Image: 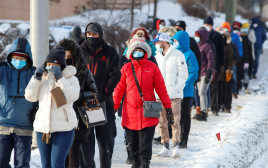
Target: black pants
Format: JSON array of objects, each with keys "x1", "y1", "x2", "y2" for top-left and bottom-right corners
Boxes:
[
  {"x1": 180, "y1": 97, "x2": 193, "y2": 144},
  {"x1": 218, "y1": 81, "x2": 232, "y2": 110},
  {"x1": 125, "y1": 126, "x2": 155, "y2": 163},
  {"x1": 80, "y1": 108, "x2": 117, "y2": 168},
  {"x1": 67, "y1": 140, "x2": 82, "y2": 168},
  {"x1": 210, "y1": 74, "x2": 219, "y2": 112}
]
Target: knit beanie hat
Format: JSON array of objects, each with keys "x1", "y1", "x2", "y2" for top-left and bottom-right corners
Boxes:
[
  {"x1": 203, "y1": 16, "x2": 214, "y2": 26},
  {"x1": 242, "y1": 22, "x2": 250, "y2": 29},
  {"x1": 221, "y1": 22, "x2": 231, "y2": 32},
  {"x1": 175, "y1": 20, "x2": 186, "y2": 30},
  {"x1": 45, "y1": 46, "x2": 66, "y2": 69},
  {"x1": 232, "y1": 21, "x2": 241, "y2": 30}
]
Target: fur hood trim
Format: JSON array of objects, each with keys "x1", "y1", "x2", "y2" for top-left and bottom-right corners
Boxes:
[{"x1": 126, "y1": 40, "x2": 152, "y2": 59}]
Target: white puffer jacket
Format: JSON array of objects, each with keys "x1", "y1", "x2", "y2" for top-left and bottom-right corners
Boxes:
[
  {"x1": 25, "y1": 66, "x2": 80, "y2": 133},
  {"x1": 155, "y1": 45, "x2": 188, "y2": 99}
]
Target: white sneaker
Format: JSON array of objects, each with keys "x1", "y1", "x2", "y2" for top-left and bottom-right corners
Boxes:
[
  {"x1": 171, "y1": 146, "x2": 180, "y2": 158},
  {"x1": 156, "y1": 146, "x2": 171, "y2": 157}
]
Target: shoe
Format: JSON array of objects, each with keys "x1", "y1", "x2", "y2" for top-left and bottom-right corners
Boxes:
[
  {"x1": 196, "y1": 106, "x2": 201, "y2": 114},
  {"x1": 153, "y1": 136, "x2": 161, "y2": 145},
  {"x1": 232, "y1": 93, "x2": 238, "y2": 99},
  {"x1": 179, "y1": 140, "x2": 187, "y2": 149},
  {"x1": 141, "y1": 160, "x2": 150, "y2": 168},
  {"x1": 245, "y1": 89, "x2": 251, "y2": 94},
  {"x1": 212, "y1": 110, "x2": 219, "y2": 116},
  {"x1": 193, "y1": 111, "x2": 207, "y2": 121},
  {"x1": 225, "y1": 109, "x2": 231, "y2": 113},
  {"x1": 126, "y1": 154, "x2": 133, "y2": 164},
  {"x1": 171, "y1": 146, "x2": 180, "y2": 158},
  {"x1": 156, "y1": 146, "x2": 171, "y2": 157},
  {"x1": 253, "y1": 75, "x2": 257, "y2": 79},
  {"x1": 131, "y1": 159, "x2": 141, "y2": 168}
]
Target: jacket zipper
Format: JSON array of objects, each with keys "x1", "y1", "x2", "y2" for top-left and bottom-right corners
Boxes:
[
  {"x1": 63, "y1": 108, "x2": 68, "y2": 122},
  {"x1": 17, "y1": 70, "x2": 21, "y2": 94}
]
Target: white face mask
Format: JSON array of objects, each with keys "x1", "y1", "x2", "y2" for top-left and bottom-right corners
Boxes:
[
  {"x1": 204, "y1": 25, "x2": 211, "y2": 32},
  {"x1": 159, "y1": 24, "x2": 165, "y2": 29},
  {"x1": 253, "y1": 24, "x2": 258, "y2": 28},
  {"x1": 155, "y1": 44, "x2": 163, "y2": 53}
]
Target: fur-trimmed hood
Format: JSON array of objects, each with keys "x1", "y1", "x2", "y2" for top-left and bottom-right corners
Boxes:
[
  {"x1": 159, "y1": 27, "x2": 177, "y2": 37},
  {"x1": 131, "y1": 27, "x2": 150, "y2": 41},
  {"x1": 57, "y1": 38, "x2": 87, "y2": 84},
  {"x1": 126, "y1": 39, "x2": 152, "y2": 59},
  {"x1": 220, "y1": 30, "x2": 232, "y2": 44}
]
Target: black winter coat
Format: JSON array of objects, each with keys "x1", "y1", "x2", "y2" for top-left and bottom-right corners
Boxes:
[
  {"x1": 241, "y1": 35, "x2": 253, "y2": 64},
  {"x1": 209, "y1": 29, "x2": 225, "y2": 72},
  {"x1": 190, "y1": 37, "x2": 201, "y2": 76},
  {"x1": 82, "y1": 40, "x2": 120, "y2": 121}
]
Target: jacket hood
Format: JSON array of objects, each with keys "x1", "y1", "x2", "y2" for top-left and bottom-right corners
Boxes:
[
  {"x1": 126, "y1": 39, "x2": 151, "y2": 59},
  {"x1": 252, "y1": 17, "x2": 260, "y2": 24},
  {"x1": 57, "y1": 38, "x2": 87, "y2": 83},
  {"x1": 62, "y1": 65, "x2": 77, "y2": 79},
  {"x1": 131, "y1": 27, "x2": 150, "y2": 41},
  {"x1": 159, "y1": 27, "x2": 177, "y2": 37},
  {"x1": 196, "y1": 28, "x2": 209, "y2": 45},
  {"x1": 221, "y1": 31, "x2": 232, "y2": 44},
  {"x1": 6, "y1": 38, "x2": 33, "y2": 69},
  {"x1": 85, "y1": 22, "x2": 103, "y2": 39},
  {"x1": 171, "y1": 31, "x2": 190, "y2": 51},
  {"x1": 154, "y1": 19, "x2": 165, "y2": 30}
]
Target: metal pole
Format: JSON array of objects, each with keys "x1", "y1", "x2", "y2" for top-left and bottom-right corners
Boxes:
[
  {"x1": 130, "y1": 0, "x2": 135, "y2": 30},
  {"x1": 153, "y1": 0, "x2": 157, "y2": 21},
  {"x1": 30, "y1": 0, "x2": 49, "y2": 67}
]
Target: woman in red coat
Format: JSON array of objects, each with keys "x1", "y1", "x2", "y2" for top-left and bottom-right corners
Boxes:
[{"x1": 113, "y1": 39, "x2": 173, "y2": 168}]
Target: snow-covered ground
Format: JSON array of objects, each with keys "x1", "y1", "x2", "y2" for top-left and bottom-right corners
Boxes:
[{"x1": 5, "y1": 0, "x2": 268, "y2": 167}]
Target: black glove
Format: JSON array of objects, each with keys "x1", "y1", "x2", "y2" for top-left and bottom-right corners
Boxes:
[
  {"x1": 166, "y1": 108, "x2": 174, "y2": 125},
  {"x1": 34, "y1": 67, "x2": 45, "y2": 80},
  {"x1": 205, "y1": 69, "x2": 212, "y2": 84},
  {"x1": 50, "y1": 66, "x2": 62, "y2": 80}
]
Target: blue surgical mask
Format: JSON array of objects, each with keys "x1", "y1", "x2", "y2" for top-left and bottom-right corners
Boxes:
[
  {"x1": 241, "y1": 28, "x2": 249, "y2": 34},
  {"x1": 46, "y1": 66, "x2": 53, "y2": 71},
  {"x1": 133, "y1": 51, "x2": 144, "y2": 59},
  {"x1": 155, "y1": 44, "x2": 163, "y2": 53},
  {"x1": 159, "y1": 24, "x2": 165, "y2": 29},
  {"x1": 173, "y1": 42, "x2": 180, "y2": 49},
  {"x1": 195, "y1": 37, "x2": 201, "y2": 43},
  {"x1": 11, "y1": 59, "x2": 26, "y2": 69}
]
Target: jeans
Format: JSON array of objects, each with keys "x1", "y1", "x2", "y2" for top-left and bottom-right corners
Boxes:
[
  {"x1": 232, "y1": 65, "x2": 237, "y2": 94},
  {"x1": 0, "y1": 134, "x2": 31, "y2": 168},
  {"x1": 197, "y1": 76, "x2": 212, "y2": 112},
  {"x1": 194, "y1": 84, "x2": 210, "y2": 108},
  {"x1": 36, "y1": 130, "x2": 74, "y2": 168},
  {"x1": 252, "y1": 48, "x2": 262, "y2": 76},
  {"x1": 80, "y1": 108, "x2": 117, "y2": 168}
]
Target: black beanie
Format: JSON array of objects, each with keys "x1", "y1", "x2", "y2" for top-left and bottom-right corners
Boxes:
[
  {"x1": 203, "y1": 16, "x2": 214, "y2": 26},
  {"x1": 175, "y1": 20, "x2": 186, "y2": 30},
  {"x1": 45, "y1": 46, "x2": 66, "y2": 69}
]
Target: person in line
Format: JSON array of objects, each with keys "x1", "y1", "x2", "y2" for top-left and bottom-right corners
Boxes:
[
  {"x1": 193, "y1": 28, "x2": 215, "y2": 121},
  {"x1": 153, "y1": 33, "x2": 188, "y2": 157},
  {"x1": 250, "y1": 17, "x2": 267, "y2": 79},
  {"x1": 150, "y1": 18, "x2": 165, "y2": 39},
  {"x1": 0, "y1": 38, "x2": 36, "y2": 168},
  {"x1": 25, "y1": 47, "x2": 80, "y2": 168},
  {"x1": 203, "y1": 16, "x2": 225, "y2": 116},
  {"x1": 80, "y1": 22, "x2": 120, "y2": 168},
  {"x1": 57, "y1": 38, "x2": 98, "y2": 168},
  {"x1": 171, "y1": 31, "x2": 199, "y2": 148},
  {"x1": 113, "y1": 39, "x2": 173, "y2": 168}
]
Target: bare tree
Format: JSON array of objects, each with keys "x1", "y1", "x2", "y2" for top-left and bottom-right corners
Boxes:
[{"x1": 225, "y1": 0, "x2": 237, "y2": 23}]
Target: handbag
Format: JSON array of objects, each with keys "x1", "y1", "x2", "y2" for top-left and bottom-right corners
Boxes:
[
  {"x1": 50, "y1": 87, "x2": 67, "y2": 108},
  {"x1": 131, "y1": 64, "x2": 163, "y2": 118},
  {"x1": 77, "y1": 93, "x2": 107, "y2": 127}
]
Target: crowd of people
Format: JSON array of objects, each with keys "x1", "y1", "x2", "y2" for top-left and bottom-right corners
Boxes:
[{"x1": 0, "y1": 15, "x2": 266, "y2": 168}]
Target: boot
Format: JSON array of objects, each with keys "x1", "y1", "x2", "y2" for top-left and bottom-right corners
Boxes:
[
  {"x1": 141, "y1": 160, "x2": 150, "y2": 168},
  {"x1": 131, "y1": 158, "x2": 141, "y2": 168},
  {"x1": 126, "y1": 149, "x2": 133, "y2": 164},
  {"x1": 193, "y1": 111, "x2": 207, "y2": 121},
  {"x1": 193, "y1": 106, "x2": 201, "y2": 119},
  {"x1": 179, "y1": 139, "x2": 187, "y2": 149},
  {"x1": 212, "y1": 110, "x2": 219, "y2": 116},
  {"x1": 225, "y1": 109, "x2": 231, "y2": 113},
  {"x1": 153, "y1": 136, "x2": 161, "y2": 145}
]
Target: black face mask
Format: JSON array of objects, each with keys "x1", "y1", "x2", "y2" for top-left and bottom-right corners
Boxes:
[
  {"x1": 86, "y1": 37, "x2": 101, "y2": 55},
  {"x1": 66, "y1": 58, "x2": 73, "y2": 65},
  {"x1": 176, "y1": 29, "x2": 181, "y2": 32}
]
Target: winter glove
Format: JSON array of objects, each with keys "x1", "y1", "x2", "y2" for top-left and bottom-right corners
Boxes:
[
  {"x1": 34, "y1": 67, "x2": 45, "y2": 81},
  {"x1": 225, "y1": 69, "x2": 233, "y2": 82},
  {"x1": 205, "y1": 69, "x2": 212, "y2": 84},
  {"x1": 50, "y1": 66, "x2": 62, "y2": 80},
  {"x1": 244, "y1": 63, "x2": 249, "y2": 69},
  {"x1": 165, "y1": 108, "x2": 174, "y2": 125}
]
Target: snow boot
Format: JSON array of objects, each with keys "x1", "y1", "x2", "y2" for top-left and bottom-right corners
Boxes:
[
  {"x1": 131, "y1": 158, "x2": 141, "y2": 168},
  {"x1": 141, "y1": 160, "x2": 150, "y2": 168},
  {"x1": 156, "y1": 143, "x2": 171, "y2": 157},
  {"x1": 225, "y1": 109, "x2": 231, "y2": 113},
  {"x1": 126, "y1": 150, "x2": 133, "y2": 164},
  {"x1": 153, "y1": 136, "x2": 161, "y2": 145},
  {"x1": 193, "y1": 111, "x2": 207, "y2": 121},
  {"x1": 171, "y1": 145, "x2": 180, "y2": 158},
  {"x1": 212, "y1": 110, "x2": 219, "y2": 116}
]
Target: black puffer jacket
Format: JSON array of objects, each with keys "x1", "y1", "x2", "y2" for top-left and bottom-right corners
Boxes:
[
  {"x1": 58, "y1": 38, "x2": 98, "y2": 142},
  {"x1": 81, "y1": 22, "x2": 120, "y2": 121},
  {"x1": 189, "y1": 37, "x2": 201, "y2": 80}
]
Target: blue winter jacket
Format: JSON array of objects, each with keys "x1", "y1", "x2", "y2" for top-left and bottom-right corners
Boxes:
[
  {"x1": 0, "y1": 38, "x2": 36, "y2": 130},
  {"x1": 251, "y1": 17, "x2": 267, "y2": 49},
  {"x1": 172, "y1": 31, "x2": 199, "y2": 97},
  {"x1": 231, "y1": 32, "x2": 243, "y2": 57}
]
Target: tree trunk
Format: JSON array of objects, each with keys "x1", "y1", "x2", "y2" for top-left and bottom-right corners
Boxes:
[
  {"x1": 153, "y1": 0, "x2": 158, "y2": 21},
  {"x1": 225, "y1": 0, "x2": 237, "y2": 23},
  {"x1": 216, "y1": 0, "x2": 219, "y2": 12},
  {"x1": 130, "y1": 0, "x2": 135, "y2": 30},
  {"x1": 259, "y1": 0, "x2": 263, "y2": 15}
]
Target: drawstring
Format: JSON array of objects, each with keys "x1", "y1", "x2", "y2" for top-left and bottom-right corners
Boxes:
[{"x1": 42, "y1": 133, "x2": 51, "y2": 144}]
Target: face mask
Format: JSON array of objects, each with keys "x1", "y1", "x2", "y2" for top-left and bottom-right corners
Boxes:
[
  {"x1": 173, "y1": 42, "x2": 180, "y2": 49},
  {"x1": 155, "y1": 44, "x2": 163, "y2": 53},
  {"x1": 240, "y1": 28, "x2": 249, "y2": 34},
  {"x1": 159, "y1": 24, "x2": 165, "y2": 29},
  {"x1": 11, "y1": 59, "x2": 26, "y2": 69},
  {"x1": 204, "y1": 26, "x2": 211, "y2": 32},
  {"x1": 224, "y1": 28, "x2": 229, "y2": 32},
  {"x1": 253, "y1": 24, "x2": 258, "y2": 28},
  {"x1": 66, "y1": 58, "x2": 73, "y2": 65},
  {"x1": 176, "y1": 29, "x2": 181, "y2": 32},
  {"x1": 195, "y1": 37, "x2": 201, "y2": 43},
  {"x1": 132, "y1": 51, "x2": 144, "y2": 60}
]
